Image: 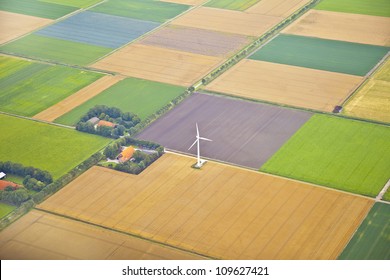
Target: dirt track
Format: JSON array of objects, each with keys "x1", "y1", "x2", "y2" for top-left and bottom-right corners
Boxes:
[
  {"x1": 206, "y1": 59, "x2": 363, "y2": 112},
  {"x1": 283, "y1": 10, "x2": 390, "y2": 46},
  {"x1": 33, "y1": 75, "x2": 125, "y2": 122},
  {"x1": 37, "y1": 154, "x2": 373, "y2": 259},
  {"x1": 0, "y1": 11, "x2": 52, "y2": 45}
]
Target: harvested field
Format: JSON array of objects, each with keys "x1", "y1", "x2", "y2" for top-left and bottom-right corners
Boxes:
[
  {"x1": 91, "y1": 0, "x2": 189, "y2": 23},
  {"x1": 250, "y1": 34, "x2": 390, "y2": 76},
  {"x1": 38, "y1": 154, "x2": 373, "y2": 260},
  {"x1": 0, "y1": 34, "x2": 112, "y2": 66},
  {"x1": 138, "y1": 93, "x2": 312, "y2": 168},
  {"x1": 247, "y1": 0, "x2": 311, "y2": 17},
  {"x1": 261, "y1": 114, "x2": 390, "y2": 197},
  {"x1": 205, "y1": 60, "x2": 363, "y2": 112},
  {"x1": 139, "y1": 25, "x2": 251, "y2": 57},
  {"x1": 34, "y1": 75, "x2": 125, "y2": 122},
  {"x1": 161, "y1": 0, "x2": 206, "y2": 5},
  {"x1": 0, "y1": 114, "x2": 110, "y2": 179},
  {"x1": 0, "y1": 56, "x2": 103, "y2": 117},
  {"x1": 170, "y1": 7, "x2": 282, "y2": 36},
  {"x1": 338, "y1": 203, "x2": 390, "y2": 260},
  {"x1": 205, "y1": 0, "x2": 260, "y2": 11},
  {"x1": 315, "y1": 0, "x2": 390, "y2": 18},
  {"x1": 0, "y1": 11, "x2": 52, "y2": 45},
  {"x1": 55, "y1": 77, "x2": 185, "y2": 125},
  {"x1": 282, "y1": 10, "x2": 390, "y2": 46},
  {"x1": 0, "y1": 0, "x2": 77, "y2": 19},
  {"x1": 0, "y1": 210, "x2": 205, "y2": 260},
  {"x1": 92, "y1": 44, "x2": 222, "y2": 86},
  {"x1": 344, "y1": 59, "x2": 390, "y2": 123},
  {"x1": 36, "y1": 11, "x2": 160, "y2": 49}
]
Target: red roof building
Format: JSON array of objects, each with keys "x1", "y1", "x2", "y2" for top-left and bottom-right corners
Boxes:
[
  {"x1": 0, "y1": 180, "x2": 20, "y2": 191},
  {"x1": 97, "y1": 120, "x2": 116, "y2": 128},
  {"x1": 117, "y1": 146, "x2": 135, "y2": 163}
]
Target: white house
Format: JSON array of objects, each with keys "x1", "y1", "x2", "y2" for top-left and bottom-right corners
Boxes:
[{"x1": 0, "y1": 172, "x2": 6, "y2": 180}]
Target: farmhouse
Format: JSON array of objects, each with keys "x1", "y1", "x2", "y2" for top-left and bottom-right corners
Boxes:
[
  {"x1": 97, "y1": 120, "x2": 116, "y2": 128},
  {"x1": 117, "y1": 146, "x2": 135, "y2": 163},
  {"x1": 0, "y1": 180, "x2": 20, "y2": 191}
]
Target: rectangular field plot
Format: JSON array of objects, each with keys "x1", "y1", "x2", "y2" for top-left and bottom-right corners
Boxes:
[
  {"x1": 38, "y1": 154, "x2": 373, "y2": 260},
  {"x1": 0, "y1": 114, "x2": 110, "y2": 179},
  {"x1": 0, "y1": 203, "x2": 15, "y2": 219},
  {"x1": 261, "y1": 114, "x2": 390, "y2": 197},
  {"x1": 92, "y1": 44, "x2": 222, "y2": 86},
  {"x1": 171, "y1": 7, "x2": 282, "y2": 36},
  {"x1": 90, "y1": 0, "x2": 189, "y2": 23},
  {"x1": 0, "y1": 0, "x2": 77, "y2": 19},
  {"x1": 0, "y1": 56, "x2": 103, "y2": 117},
  {"x1": 250, "y1": 34, "x2": 390, "y2": 76},
  {"x1": 282, "y1": 10, "x2": 390, "y2": 46},
  {"x1": 36, "y1": 11, "x2": 160, "y2": 49},
  {"x1": 338, "y1": 203, "x2": 389, "y2": 260},
  {"x1": 54, "y1": 77, "x2": 185, "y2": 126},
  {"x1": 205, "y1": 60, "x2": 363, "y2": 112},
  {"x1": 205, "y1": 0, "x2": 260, "y2": 11},
  {"x1": 315, "y1": 0, "x2": 390, "y2": 18},
  {"x1": 344, "y1": 59, "x2": 390, "y2": 123},
  {"x1": 246, "y1": 0, "x2": 311, "y2": 17},
  {"x1": 0, "y1": 210, "x2": 204, "y2": 260},
  {"x1": 0, "y1": 11, "x2": 52, "y2": 45},
  {"x1": 0, "y1": 34, "x2": 112, "y2": 66},
  {"x1": 161, "y1": 0, "x2": 206, "y2": 5},
  {"x1": 139, "y1": 25, "x2": 252, "y2": 57},
  {"x1": 138, "y1": 93, "x2": 312, "y2": 168},
  {"x1": 40, "y1": 0, "x2": 103, "y2": 8}
]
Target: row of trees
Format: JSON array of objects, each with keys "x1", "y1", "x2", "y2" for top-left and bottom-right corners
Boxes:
[
  {"x1": 76, "y1": 105, "x2": 141, "y2": 138},
  {"x1": 0, "y1": 161, "x2": 53, "y2": 184}
]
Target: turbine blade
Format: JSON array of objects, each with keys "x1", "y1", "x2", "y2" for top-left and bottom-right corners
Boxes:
[
  {"x1": 196, "y1": 123, "x2": 199, "y2": 137},
  {"x1": 199, "y1": 137, "x2": 212, "y2": 142},
  {"x1": 188, "y1": 139, "x2": 198, "y2": 150}
]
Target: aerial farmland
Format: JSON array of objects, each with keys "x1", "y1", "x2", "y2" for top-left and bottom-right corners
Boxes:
[{"x1": 0, "y1": 0, "x2": 389, "y2": 263}]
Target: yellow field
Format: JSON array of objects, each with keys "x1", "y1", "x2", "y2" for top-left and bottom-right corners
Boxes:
[
  {"x1": 91, "y1": 44, "x2": 222, "y2": 86},
  {"x1": 206, "y1": 59, "x2": 363, "y2": 112},
  {"x1": 38, "y1": 153, "x2": 373, "y2": 260},
  {"x1": 344, "y1": 59, "x2": 390, "y2": 123},
  {"x1": 170, "y1": 7, "x2": 282, "y2": 36},
  {"x1": 282, "y1": 10, "x2": 390, "y2": 46},
  {"x1": 247, "y1": 0, "x2": 310, "y2": 17},
  {"x1": 0, "y1": 11, "x2": 52, "y2": 45},
  {"x1": 0, "y1": 210, "x2": 205, "y2": 260},
  {"x1": 33, "y1": 75, "x2": 125, "y2": 122}
]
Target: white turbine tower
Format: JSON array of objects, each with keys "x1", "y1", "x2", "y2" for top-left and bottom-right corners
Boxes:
[{"x1": 188, "y1": 123, "x2": 212, "y2": 168}]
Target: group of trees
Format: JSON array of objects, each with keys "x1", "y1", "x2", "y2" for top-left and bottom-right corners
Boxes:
[
  {"x1": 76, "y1": 105, "x2": 141, "y2": 138},
  {"x1": 0, "y1": 161, "x2": 53, "y2": 184},
  {"x1": 0, "y1": 188, "x2": 30, "y2": 206}
]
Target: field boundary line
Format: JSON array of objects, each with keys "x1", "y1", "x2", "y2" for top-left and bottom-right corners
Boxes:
[
  {"x1": 34, "y1": 207, "x2": 216, "y2": 260},
  {"x1": 376, "y1": 179, "x2": 390, "y2": 202},
  {"x1": 164, "y1": 149, "x2": 376, "y2": 202}
]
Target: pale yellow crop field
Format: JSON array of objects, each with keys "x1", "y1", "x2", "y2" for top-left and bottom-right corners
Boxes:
[{"x1": 38, "y1": 153, "x2": 373, "y2": 259}]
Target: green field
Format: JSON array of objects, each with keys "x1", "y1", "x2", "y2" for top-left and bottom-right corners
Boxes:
[
  {"x1": 0, "y1": 203, "x2": 16, "y2": 219},
  {"x1": 250, "y1": 34, "x2": 390, "y2": 76},
  {"x1": 2, "y1": 174, "x2": 24, "y2": 185},
  {"x1": 0, "y1": 35, "x2": 112, "y2": 66},
  {"x1": 338, "y1": 203, "x2": 390, "y2": 259},
  {"x1": 0, "y1": 0, "x2": 77, "y2": 19},
  {"x1": 0, "y1": 114, "x2": 110, "y2": 179},
  {"x1": 205, "y1": 0, "x2": 260, "y2": 11},
  {"x1": 91, "y1": 0, "x2": 189, "y2": 23},
  {"x1": 260, "y1": 114, "x2": 390, "y2": 197},
  {"x1": 383, "y1": 189, "x2": 390, "y2": 202},
  {"x1": 41, "y1": 0, "x2": 103, "y2": 8},
  {"x1": 0, "y1": 56, "x2": 103, "y2": 117},
  {"x1": 55, "y1": 77, "x2": 185, "y2": 126},
  {"x1": 315, "y1": 0, "x2": 390, "y2": 17}
]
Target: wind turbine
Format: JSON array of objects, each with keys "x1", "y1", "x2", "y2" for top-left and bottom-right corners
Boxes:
[{"x1": 188, "y1": 123, "x2": 212, "y2": 168}]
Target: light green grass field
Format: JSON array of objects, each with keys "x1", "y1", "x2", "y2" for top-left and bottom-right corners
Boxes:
[
  {"x1": 0, "y1": 0, "x2": 77, "y2": 19},
  {"x1": 0, "y1": 56, "x2": 103, "y2": 117},
  {"x1": 55, "y1": 77, "x2": 185, "y2": 126},
  {"x1": 315, "y1": 0, "x2": 390, "y2": 17},
  {"x1": 205, "y1": 0, "x2": 260, "y2": 11},
  {"x1": 0, "y1": 35, "x2": 112, "y2": 66},
  {"x1": 250, "y1": 35, "x2": 390, "y2": 76},
  {"x1": 91, "y1": 0, "x2": 189, "y2": 23},
  {"x1": 383, "y1": 189, "x2": 390, "y2": 202},
  {"x1": 2, "y1": 174, "x2": 24, "y2": 185},
  {"x1": 0, "y1": 203, "x2": 16, "y2": 219},
  {"x1": 41, "y1": 0, "x2": 103, "y2": 8},
  {"x1": 338, "y1": 203, "x2": 390, "y2": 259},
  {"x1": 260, "y1": 114, "x2": 390, "y2": 197},
  {"x1": 0, "y1": 114, "x2": 110, "y2": 179}
]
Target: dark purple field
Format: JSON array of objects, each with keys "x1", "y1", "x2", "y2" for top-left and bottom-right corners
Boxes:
[{"x1": 137, "y1": 93, "x2": 313, "y2": 169}]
